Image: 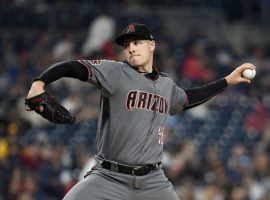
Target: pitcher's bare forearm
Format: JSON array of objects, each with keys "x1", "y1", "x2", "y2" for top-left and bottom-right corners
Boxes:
[{"x1": 27, "y1": 80, "x2": 45, "y2": 98}]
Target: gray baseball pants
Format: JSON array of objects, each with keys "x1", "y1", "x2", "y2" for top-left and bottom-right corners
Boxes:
[{"x1": 63, "y1": 166, "x2": 180, "y2": 200}]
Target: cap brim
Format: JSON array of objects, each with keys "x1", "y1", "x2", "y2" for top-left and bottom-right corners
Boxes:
[{"x1": 115, "y1": 33, "x2": 153, "y2": 46}]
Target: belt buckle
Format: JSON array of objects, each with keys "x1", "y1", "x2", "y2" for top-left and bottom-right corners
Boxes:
[{"x1": 132, "y1": 166, "x2": 140, "y2": 176}]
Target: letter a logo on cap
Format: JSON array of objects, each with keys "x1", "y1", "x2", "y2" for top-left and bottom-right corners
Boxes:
[{"x1": 127, "y1": 24, "x2": 135, "y2": 33}]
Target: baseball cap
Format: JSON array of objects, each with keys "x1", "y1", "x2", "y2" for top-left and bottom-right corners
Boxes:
[{"x1": 115, "y1": 23, "x2": 155, "y2": 46}]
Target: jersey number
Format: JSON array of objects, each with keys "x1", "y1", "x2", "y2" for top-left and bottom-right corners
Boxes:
[{"x1": 158, "y1": 126, "x2": 164, "y2": 145}]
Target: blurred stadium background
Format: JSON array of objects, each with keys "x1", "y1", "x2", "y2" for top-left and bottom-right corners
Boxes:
[{"x1": 0, "y1": 0, "x2": 270, "y2": 199}]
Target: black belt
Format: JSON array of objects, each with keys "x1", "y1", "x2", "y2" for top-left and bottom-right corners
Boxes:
[{"x1": 101, "y1": 160, "x2": 160, "y2": 176}]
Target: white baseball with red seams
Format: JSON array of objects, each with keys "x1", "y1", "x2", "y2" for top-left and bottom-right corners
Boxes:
[{"x1": 242, "y1": 69, "x2": 256, "y2": 79}]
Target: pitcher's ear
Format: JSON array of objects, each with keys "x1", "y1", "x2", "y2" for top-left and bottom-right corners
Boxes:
[{"x1": 150, "y1": 41, "x2": 155, "y2": 51}]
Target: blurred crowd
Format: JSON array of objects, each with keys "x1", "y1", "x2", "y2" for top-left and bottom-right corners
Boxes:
[{"x1": 1, "y1": 1, "x2": 270, "y2": 200}]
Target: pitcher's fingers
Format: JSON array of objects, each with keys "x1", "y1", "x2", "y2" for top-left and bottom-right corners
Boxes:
[
  {"x1": 239, "y1": 63, "x2": 256, "y2": 71},
  {"x1": 39, "y1": 106, "x2": 44, "y2": 112},
  {"x1": 240, "y1": 77, "x2": 251, "y2": 84}
]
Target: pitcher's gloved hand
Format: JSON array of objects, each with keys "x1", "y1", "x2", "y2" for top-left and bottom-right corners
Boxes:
[{"x1": 25, "y1": 92, "x2": 75, "y2": 124}]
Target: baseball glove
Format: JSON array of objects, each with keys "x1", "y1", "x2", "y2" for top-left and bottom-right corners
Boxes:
[{"x1": 25, "y1": 92, "x2": 75, "y2": 124}]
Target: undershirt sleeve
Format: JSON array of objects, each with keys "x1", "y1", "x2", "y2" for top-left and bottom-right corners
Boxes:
[
  {"x1": 35, "y1": 60, "x2": 89, "y2": 85},
  {"x1": 183, "y1": 78, "x2": 228, "y2": 110}
]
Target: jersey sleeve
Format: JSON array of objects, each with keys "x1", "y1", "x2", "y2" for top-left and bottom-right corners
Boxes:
[
  {"x1": 77, "y1": 59, "x2": 121, "y2": 96},
  {"x1": 169, "y1": 82, "x2": 187, "y2": 115}
]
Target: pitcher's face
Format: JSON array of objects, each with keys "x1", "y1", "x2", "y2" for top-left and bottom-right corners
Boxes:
[{"x1": 123, "y1": 38, "x2": 155, "y2": 68}]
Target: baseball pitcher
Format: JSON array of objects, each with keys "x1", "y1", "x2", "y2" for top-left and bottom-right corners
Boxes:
[{"x1": 26, "y1": 23, "x2": 255, "y2": 200}]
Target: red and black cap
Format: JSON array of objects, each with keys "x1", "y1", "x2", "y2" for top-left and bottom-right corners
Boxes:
[{"x1": 115, "y1": 23, "x2": 155, "y2": 46}]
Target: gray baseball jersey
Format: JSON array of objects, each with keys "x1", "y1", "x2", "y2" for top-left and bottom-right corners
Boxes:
[{"x1": 78, "y1": 59, "x2": 186, "y2": 165}]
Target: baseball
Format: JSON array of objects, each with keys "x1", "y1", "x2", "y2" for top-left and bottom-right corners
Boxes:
[{"x1": 242, "y1": 69, "x2": 256, "y2": 79}]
